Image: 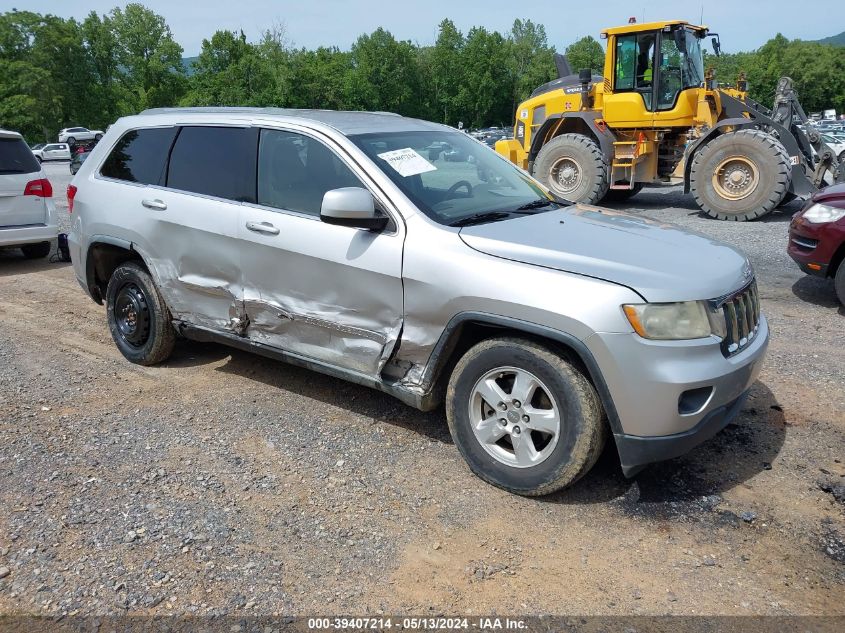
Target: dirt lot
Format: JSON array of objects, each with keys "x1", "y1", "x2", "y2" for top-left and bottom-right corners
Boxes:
[{"x1": 0, "y1": 161, "x2": 843, "y2": 619}]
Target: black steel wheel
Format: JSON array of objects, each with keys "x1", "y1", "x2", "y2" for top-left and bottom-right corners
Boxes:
[{"x1": 106, "y1": 261, "x2": 176, "y2": 365}]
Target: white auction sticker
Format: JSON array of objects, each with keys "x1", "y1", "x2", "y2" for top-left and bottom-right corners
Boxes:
[{"x1": 377, "y1": 148, "x2": 437, "y2": 177}]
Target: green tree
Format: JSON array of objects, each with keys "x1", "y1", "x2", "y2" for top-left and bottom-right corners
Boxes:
[
  {"x1": 564, "y1": 35, "x2": 605, "y2": 75},
  {"x1": 182, "y1": 30, "x2": 274, "y2": 106},
  {"x1": 345, "y1": 28, "x2": 422, "y2": 116},
  {"x1": 457, "y1": 27, "x2": 512, "y2": 127},
  {"x1": 508, "y1": 19, "x2": 555, "y2": 114},
  {"x1": 108, "y1": 3, "x2": 186, "y2": 111},
  {"x1": 430, "y1": 19, "x2": 465, "y2": 125}
]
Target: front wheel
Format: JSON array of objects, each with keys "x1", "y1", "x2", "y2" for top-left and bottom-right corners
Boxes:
[
  {"x1": 835, "y1": 263, "x2": 845, "y2": 306},
  {"x1": 690, "y1": 129, "x2": 791, "y2": 220},
  {"x1": 105, "y1": 261, "x2": 176, "y2": 365},
  {"x1": 446, "y1": 337, "x2": 606, "y2": 496}
]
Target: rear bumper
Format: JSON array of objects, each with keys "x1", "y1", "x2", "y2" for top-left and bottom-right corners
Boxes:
[
  {"x1": 0, "y1": 223, "x2": 59, "y2": 247},
  {"x1": 615, "y1": 390, "x2": 749, "y2": 476}
]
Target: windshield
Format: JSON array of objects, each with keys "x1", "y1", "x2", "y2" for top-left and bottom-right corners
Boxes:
[
  {"x1": 351, "y1": 130, "x2": 555, "y2": 225},
  {"x1": 682, "y1": 31, "x2": 705, "y2": 89}
]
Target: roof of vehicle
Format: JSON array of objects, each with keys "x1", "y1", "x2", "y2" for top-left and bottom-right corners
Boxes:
[
  {"x1": 602, "y1": 19, "x2": 706, "y2": 36},
  {"x1": 137, "y1": 107, "x2": 446, "y2": 136},
  {"x1": 0, "y1": 129, "x2": 23, "y2": 140}
]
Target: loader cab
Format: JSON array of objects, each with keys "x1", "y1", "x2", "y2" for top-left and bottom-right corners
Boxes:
[{"x1": 602, "y1": 21, "x2": 706, "y2": 128}]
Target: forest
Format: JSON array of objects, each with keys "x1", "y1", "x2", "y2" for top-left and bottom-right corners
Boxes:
[{"x1": 1, "y1": 3, "x2": 843, "y2": 142}]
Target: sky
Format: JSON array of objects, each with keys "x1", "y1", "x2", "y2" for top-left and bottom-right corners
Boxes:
[{"x1": 5, "y1": 0, "x2": 843, "y2": 56}]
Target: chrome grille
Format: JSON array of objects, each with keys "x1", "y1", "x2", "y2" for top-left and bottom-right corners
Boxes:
[{"x1": 716, "y1": 281, "x2": 760, "y2": 356}]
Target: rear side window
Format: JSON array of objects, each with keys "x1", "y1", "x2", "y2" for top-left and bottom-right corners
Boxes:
[
  {"x1": 0, "y1": 138, "x2": 41, "y2": 174},
  {"x1": 101, "y1": 128, "x2": 178, "y2": 185},
  {"x1": 167, "y1": 126, "x2": 258, "y2": 203}
]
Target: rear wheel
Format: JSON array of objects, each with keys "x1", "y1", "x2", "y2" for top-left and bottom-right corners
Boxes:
[
  {"x1": 690, "y1": 129, "x2": 791, "y2": 220},
  {"x1": 95, "y1": 133, "x2": 103, "y2": 141},
  {"x1": 602, "y1": 183, "x2": 643, "y2": 203},
  {"x1": 532, "y1": 134, "x2": 609, "y2": 204},
  {"x1": 66, "y1": 136, "x2": 76, "y2": 145},
  {"x1": 105, "y1": 262, "x2": 176, "y2": 365},
  {"x1": 21, "y1": 242, "x2": 51, "y2": 259},
  {"x1": 446, "y1": 337, "x2": 606, "y2": 496}
]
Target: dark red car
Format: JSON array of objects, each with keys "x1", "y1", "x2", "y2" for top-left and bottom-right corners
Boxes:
[{"x1": 788, "y1": 183, "x2": 845, "y2": 304}]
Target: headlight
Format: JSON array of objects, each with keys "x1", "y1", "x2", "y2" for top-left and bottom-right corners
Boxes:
[
  {"x1": 623, "y1": 301, "x2": 722, "y2": 340},
  {"x1": 802, "y1": 202, "x2": 845, "y2": 224}
]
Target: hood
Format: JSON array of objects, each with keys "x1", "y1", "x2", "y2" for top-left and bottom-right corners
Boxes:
[
  {"x1": 459, "y1": 205, "x2": 751, "y2": 303},
  {"x1": 813, "y1": 182, "x2": 845, "y2": 206}
]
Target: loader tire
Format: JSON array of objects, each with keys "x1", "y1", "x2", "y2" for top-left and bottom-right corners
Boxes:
[
  {"x1": 532, "y1": 134, "x2": 609, "y2": 204},
  {"x1": 690, "y1": 129, "x2": 791, "y2": 221}
]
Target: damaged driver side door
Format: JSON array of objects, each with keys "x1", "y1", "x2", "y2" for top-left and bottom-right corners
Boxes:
[{"x1": 237, "y1": 127, "x2": 404, "y2": 378}]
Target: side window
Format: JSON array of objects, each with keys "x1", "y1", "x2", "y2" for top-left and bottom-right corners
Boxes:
[
  {"x1": 101, "y1": 127, "x2": 178, "y2": 185},
  {"x1": 167, "y1": 126, "x2": 257, "y2": 203},
  {"x1": 614, "y1": 35, "x2": 636, "y2": 91},
  {"x1": 257, "y1": 129, "x2": 364, "y2": 216},
  {"x1": 614, "y1": 33, "x2": 655, "y2": 109}
]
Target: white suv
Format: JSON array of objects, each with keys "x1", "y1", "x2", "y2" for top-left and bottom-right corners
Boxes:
[
  {"x1": 58, "y1": 127, "x2": 103, "y2": 144},
  {"x1": 31, "y1": 142, "x2": 71, "y2": 162},
  {"x1": 0, "y1": 129, "x2": 58, "y2": 259}
]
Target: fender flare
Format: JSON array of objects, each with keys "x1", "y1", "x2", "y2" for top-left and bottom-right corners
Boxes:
[
  {"x1": 418, "y1": 311, "x2": 623, "y2": 436},
  {"x1": 529, "y1": 112, "x2": 616, "y2": 170},
  {"x1": 84, "y1": 235, "x2": 137, "y2": 304}
]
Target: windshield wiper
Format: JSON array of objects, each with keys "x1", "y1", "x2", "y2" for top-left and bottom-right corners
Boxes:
[
  {"x1": 449, "y1": 211, "x2": 512, "y2": 227},
  {"x1": 514, "y1": 198, "x2": 561, "y2": 211}
]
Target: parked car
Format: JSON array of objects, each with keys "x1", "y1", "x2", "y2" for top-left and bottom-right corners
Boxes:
[
  {"x1": 70, "y1": 150, "x2": 90, "y2": 175},
  {"x1": 0, "y1": 129, "x2": 58, "y2": 259},
  {"x1": 31, "y1": 143, "x2": 71, "y2": 162},
  {"x1": 58, "y1": 127, "x2": 104, "y2": 144},
  {"x1": 68, "y1": 108, "x2": 768, "y2": 495},
  {"x1": 30, "y1": 143, "x2": 45, "y2": 151},
  {"x1": 788, "y1": 183, "x2": 845, "y2": 304}
]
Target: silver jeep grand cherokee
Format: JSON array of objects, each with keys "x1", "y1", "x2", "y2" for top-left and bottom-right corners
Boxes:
[{"x1": 68, "y1": 108, "x2": 769, "y2": 496}]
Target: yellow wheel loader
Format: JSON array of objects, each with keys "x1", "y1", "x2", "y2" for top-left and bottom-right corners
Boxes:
[{"x1": 496, "y1": 19, "x2": 844, "y2": 220}]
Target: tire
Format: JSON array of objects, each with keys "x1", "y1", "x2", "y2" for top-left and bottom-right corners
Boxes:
[
  {"x1": 66, "y1": 136, "x2": 75, "y2": 144},
  {"x1": 532, "y1": 134, "x2": 609, "y2": 204},
  {"x1": 36, "y1": 156, "x2": 42, "y2": 163},
  {"x1": 838, "y1": 151, "x2": 845, "y2": 166},
  {"x1": 105, "y1": 261, "x2": 176, "y2": 365},
  {"x1": 602, "y1": 183, "x2": 643, "y2": 203},
  {"x1": 690, "y1": 129, "x2": 791, "y2": 221},
  {"x1": 446, "y1": 337, "x2": 606, "y2": 496},
  {"x1": 95, "y1": 133, "x2": 103, "y2": 140},
  {"x1": 20, "y1": 241, "x2": 51, "y2": 259},
  {"x1": 835, "y1": 263, "x2": 845, "y2": 306}
]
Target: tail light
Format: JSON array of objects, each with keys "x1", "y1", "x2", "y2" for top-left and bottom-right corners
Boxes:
[
  {"x1": 23, "y1": 178, "x2": 53, "y2": 197},
  {"x1": 67, "y1": 184, "x2": 78, "y2": 213}
]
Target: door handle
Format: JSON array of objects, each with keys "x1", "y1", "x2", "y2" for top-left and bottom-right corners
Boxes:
[
  {"x1": 246, "y1": 221, "x2": 280, "y2": 235},
  {"x1": 141, "y1": 198, "x2": 167, "y2": 210}
]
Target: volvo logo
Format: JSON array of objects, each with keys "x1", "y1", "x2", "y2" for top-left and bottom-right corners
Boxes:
[{"x1": 742, "y1": 260, "x2": 753, "y2": 282}]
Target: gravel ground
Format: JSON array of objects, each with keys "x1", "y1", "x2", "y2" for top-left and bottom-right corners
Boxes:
[{"x1": 0, "y1": 162, "x2": 842, "y2": 618}]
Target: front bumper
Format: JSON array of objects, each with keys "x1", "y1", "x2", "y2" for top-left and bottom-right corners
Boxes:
[
  {"x1": 0, "y1": 223, "x2": 59, "y2": 248},
  {"x1": 584, "y1": 315, "x2": 769, "y2": 475},
  {"x1": 787, "y1": 214, "x2": 844, "y2": 277},
  {"x1": 614, "y1": 390, "x2": 749, "y2": 476}
]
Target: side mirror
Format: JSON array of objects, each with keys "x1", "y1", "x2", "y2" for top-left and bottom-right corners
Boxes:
[{"x1": 320, "y1": 187, "x2": 388, "y2": 231}]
